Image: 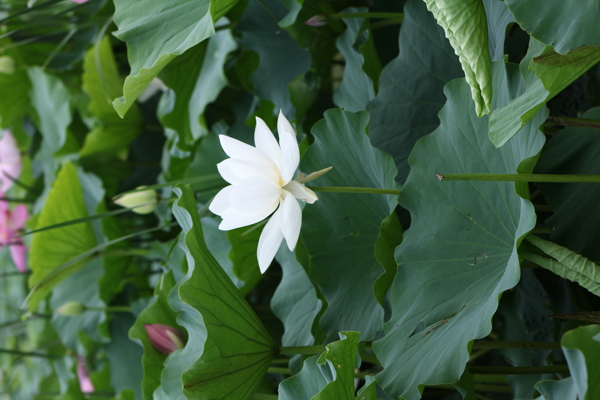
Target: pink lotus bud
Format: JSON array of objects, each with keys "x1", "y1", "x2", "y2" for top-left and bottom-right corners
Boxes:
[
  {"x1": 71, "y1": 0, "x2": 89, "y2": 3},
  {"x1": 305, "y1": 14, "x2": 330, "y2": 26},
  {"x1": 144, "y1": 324, "x2": 185, "y2": 355},
  {"x1": 77, "y1": 356, "x2": 94, "y2": 394}
]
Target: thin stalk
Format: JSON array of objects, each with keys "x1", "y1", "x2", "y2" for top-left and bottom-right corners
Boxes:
[
  {"x1": 473, "y1": 374, "x2": 508, "y2": 383},
  {"x1": 469, "y1": 365, "x2": 569, "y2": 375},
  {"x1": 308, "y1": 186, "x2": 401, "y2": 195},
  {"x1": 437, "y1": 173, "x2": 600, "y2": 183},
  {"x1": 435, "y1": 384, "x2": 511, "y2": 394},
  {"x1": 0, "y1": 197, "x2": 34, "y2": 203},
  {"x1": 472, "y1": 340, "x2": 560, "y2": 350},
  {"x1": 41, "y1": 27, "x2": 77, "y2": 69},
  {"x1": 267, "y1": 367, "x2": 290, "y2": 375},
  {"x1": 279, "y1": 344, "x2": 326, "y2": 355},
  {"x1": 100, "y1": 248, "x2": 149, "y2": 257},
  {"x1": 547, "y1": 116, "x2": 600, "y2": 129},
  {"x1": 0, "y1": 348, "x2": 61, "y2": 359},
  {"x1": 371, "y1": 18, "x2": 404, "y2": 29},
  {"x1": 331, "y1": 12, "x2": 404, "y2": 20},
  {"x1": 86, "y1": 306, "x2": 131, "y2": 313},
  {"x1": 0, "y1": 270, "x2": 30, "y2": 277}
]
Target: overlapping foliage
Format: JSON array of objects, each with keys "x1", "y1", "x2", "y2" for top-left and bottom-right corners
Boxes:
[{"x1": 1, "y1": 0, "x2": 600, "y2": 399}]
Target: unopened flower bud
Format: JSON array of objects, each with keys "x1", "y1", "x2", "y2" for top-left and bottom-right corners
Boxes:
[
  {"x1": 0, "y1": 56, "x2": 15, "y2": 74},
  {"x1": 77, "y1": 356, "x2": 94, "y2": 393},
  {"x1": 55, "y1": 301, "x2": 86, "y2": 316},
  {"x1": 113, "y1": 187, "x2": 157, "y2": 215},
  {"x1": 144, "y1": 324, "x2": 185, "y2": 355},
  {"x1": 305, "y1": 14, "x2": 330, "y2": 26}
]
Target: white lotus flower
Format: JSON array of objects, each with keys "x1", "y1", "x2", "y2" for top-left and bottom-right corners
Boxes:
[{"x1": 209, "y1": 111, "x2": 318, "y2": 273}]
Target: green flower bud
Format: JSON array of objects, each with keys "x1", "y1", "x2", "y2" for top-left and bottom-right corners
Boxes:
[
  {"x1": 55, "y1": 301, "x2": 86, "y2": 316},
  {"x1": 0, "y1": 56, "x2": 15, "y2": 74},
  {"x1": 113, "y1": 187, "x2": 157, "y2": 215}
]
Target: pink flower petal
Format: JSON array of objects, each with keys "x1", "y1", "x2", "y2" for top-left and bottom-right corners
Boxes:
[
  {"x1": 10, "y1": 244, "x2": 27, "y2": 273},
  {"x1": 77, "y1": 357, "x2": 95, "y2": 394},
  {"x1": 9, "y1": 204, "x2": 28, "y2": 231}
]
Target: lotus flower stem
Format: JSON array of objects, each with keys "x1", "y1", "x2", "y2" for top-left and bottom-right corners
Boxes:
[
  {"x1": 331, "y1": 12, "x2": 405, "y2": 20},
  {"x1": 472, "y1": 340, "x2": 560, "y2": 350},
  {"x1": 437, "y1": 173, "x2": 600, "y2": 183},
  {"x1": 0, "y1": 348, "x2": 61, "y2": 359},
  {"x1": 278, "y1": 344, "x2": 326, "y2": 355},
  {"x1": 307, "y1": 186, "x2": 400, "y2": 195},
  {"x1": 469, "y1": 365, "x2": 569, "y2": 375},
  {"x1": 547, "y1": 115, "x2": 600, "y2": 129},
  {"x1": 86, "y1": 306, "x2": 132, "y2": 313}
]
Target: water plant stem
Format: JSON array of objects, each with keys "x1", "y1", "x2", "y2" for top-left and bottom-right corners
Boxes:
[
  {"x1": 472, "y1": 340, "x2": 560, "y2": 350},
  {"x1": 332, "y1": 12, "x2": 405, "y2": 20},
  {"x1": 469, "y1": 365, "x2": 569, "y2": 375},
  {"x1": 437, "y1": 173, "x2": 600, "y2": 183},
  {"x1": 308, "y1": 186, "x2": 401, "y2": 195},
  {"x1": 86, "y1": 306, "x2": 131, "y2": 313},
  {"x1": 547, "y1": 116, "x2": 600, "y2": 129},
  {"x1": 0, "y1": 348, "x2": 61, "y2": 359}
]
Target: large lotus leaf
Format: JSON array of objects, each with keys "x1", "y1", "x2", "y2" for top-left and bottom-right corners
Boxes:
[
  {"x1": 271, "y1": 245, "x2": 322, "y2": 347},
  {"x1": 172, "y1": 185, "x2": 276, "y2": 400},
  {"x1": 80, "y1": 36, "x2": 143, "y2": 156},
  {"x1": 129, "y1": 272, "x2": 181, "y2": 400},
  {"x1": 238, "y1": 0, "x2": 311, "y2": 116},
  {"x1": 111, "y1": 0, "x2": 230, "y2": 117},
  {"x1": 0, "y1": 70, "x2": 30, "y2": 129},
  {"x1": 504, "y1": 0, "x2": 600, "y2": 54},
  {"x1": 534, "y1": 107, "x2": 600, "y2": 260},
  {"x1": 423, "y1": 0, "x2": 492, "y2": 116},
  {"x1": 299, "y1": 109, "x2": 399, "y2": 341},
  {"x1": 159, "y1": 27, "x2": 237, "y2": 149},
  {"x1": 489, "y1": 40, "x2": 600, "y2": 148},
  {"x1": 521, "y1": 235, "x2": 600, "y2": 297},
  {"x1": 367, "y1": 0, "x2": 463, "y2": 182},
  {"x1": 278, "y1": 331, "x2": 360, "y2": 400},
  {"x1": 226, "y1": 225, "x2": 262, "y2": 295},
  {"x1": 561, "y1": 325, "x2": 600, "y2": 399},
  {"x1": 28, "y1": 67, "x2": 70, "y2": 153},
  {"x1": 333, "y1": 9, "x2": 380, "y2": 112},
  {"x1": 373, "y1": 64, "x2": 547, "y2": 399},
  {"x1": 28, "y1": 162, "x2": 97, "y2": 312}
]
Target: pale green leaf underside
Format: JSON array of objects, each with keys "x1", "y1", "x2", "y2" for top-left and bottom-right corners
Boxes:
[
  {"x1": 423, "y1": 0, "x2": 492, "y2": 117},
  {"x1": 522, "y1": 235, "x2": 600, "y2": 297},
  {"x1": 172, "y1": 185, "x2": 275, "y2": 400}
]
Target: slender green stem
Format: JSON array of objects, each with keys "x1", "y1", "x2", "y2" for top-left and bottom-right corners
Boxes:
[
  {"x1": 534, "y1": 204, "x2": 553, "y2": 212},
  {"x1": 0, "y1": 270, "x2": 30, "y2": 277},
  {"x1": 434, "y1": 383, "x2": 511, "y2": 394},
  {"x1": 371, "y1": 18, "x2": 404, "y2": 30},
  {"x1": 279, "y1": 344, "x2": 326, "y2": 355},
  {"x1": 472, "y1": 340, "x2": 560, "y2": 350},
  {"x1": 308, "y1": 186, "x2": 401, "y2": 195},
  {"x1": 469, "y1": 365, "x2": 569, "y2": 375},
  {"x1": 267, "y1": 367, "x2": 290, "y2": 375},
  {"x1": 473, "y1": 374, "x2": 508, "y2": 383},
  {"x1": 437, "y1": 173, "x2": 600, "y2": 183},
  {"x1": 331, "y1": 12, "x2": 405, "y2": 20},
  {"x1": 100, "y1": 248, "x2": 149, "y2": 257},
  {"x1": 0, "y1": 197, "x2": 34, "y2": 203},
  {"x1": 86, "y1": 306, "x2": 131, "y2": 313},
  {"x1": 547, "y1": 116, "x2": 600, "y2": 129},
  {"x1": 0, "y1": 348, "x2": 61, "y2": 359}
]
